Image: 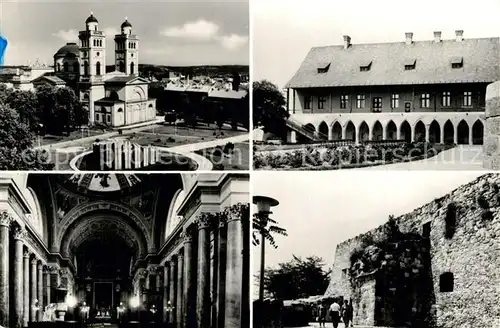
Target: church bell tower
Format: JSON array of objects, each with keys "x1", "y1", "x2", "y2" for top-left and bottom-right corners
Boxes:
[
  {"x1": 114, "y1": 18, "x2": 139, "y2": 77},
  {"x1": 78, "y1": 12, "x2": 106, "y2": 80}
]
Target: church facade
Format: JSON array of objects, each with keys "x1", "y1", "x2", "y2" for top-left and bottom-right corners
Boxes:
[
  {"x1": 0, "y1": 173, "x2": 250, "y2": 328},
  {"x1": 50, "y1": 13, "x2": 156, "y2": 127},
  {"x1": 285, "y1": 31, "x2": 494, "y2": 145}
]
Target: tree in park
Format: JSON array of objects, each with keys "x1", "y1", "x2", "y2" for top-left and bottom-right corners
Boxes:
[
  {"x1": 253, "y1": 80, "x2": 290, "y2": 138},
  {"x1": 35, "y1": 85, "x2": 87, "y2": 135},
  {"x1": 259, "y1": 255, "x2": 331, "y2": 300},
  {"x1": 6, "y1": 89, "x2": 40, "y2": 130},
  {"x1": 0, "y1": 102, "x2": 53, "y2": 170}
]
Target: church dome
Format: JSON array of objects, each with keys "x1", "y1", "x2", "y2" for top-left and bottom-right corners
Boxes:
[
  {"x1": 54, "y1": 43, "x2": 80, "y2": 58},
  {"x1": 121, "y1": 19, "x2": 132, "y2": 29},
  {"x1": 86, "y1": 13, "x2": 98, "y2": 24}
]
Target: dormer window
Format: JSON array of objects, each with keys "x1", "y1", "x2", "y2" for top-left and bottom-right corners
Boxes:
[
  {"x1": 317, "y1": 63, "x2": 330, "y2": 74},
  {"x1": 404, "y1": 59, "x2": 416, "y2": 70},
  {"x1": 360, "y1": 61, "x2": 372, "y2": 72},
  {"x1": 451, "y1": 57, "x2": 463, "y2": 69}
]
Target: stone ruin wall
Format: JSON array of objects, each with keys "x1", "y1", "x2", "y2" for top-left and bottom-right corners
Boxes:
[{"x1": 325, "y1": 173, "x2": 500, "y2": 328}]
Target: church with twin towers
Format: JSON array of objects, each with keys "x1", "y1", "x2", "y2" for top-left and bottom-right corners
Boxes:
[{"x1": 50, "y1": 12, "x2": 156, "y2": 127}]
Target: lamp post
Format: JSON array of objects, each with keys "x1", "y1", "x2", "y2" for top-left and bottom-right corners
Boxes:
[
  {"x1": 253, "y1": 195, "x2": 279, "y2": 302},
  {"x1": 165, "y1": 300, "x2": 174, "y2": 328}
]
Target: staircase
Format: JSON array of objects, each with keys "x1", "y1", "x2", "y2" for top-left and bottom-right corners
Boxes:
[{"x1": 286, "y1": 117, "x2": 328, "y2": 142}]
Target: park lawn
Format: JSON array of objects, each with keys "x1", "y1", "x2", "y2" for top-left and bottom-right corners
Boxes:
[
  {"x1": 195, "y1": 142, "x2": 250, "y2": 170},
  {"x1": 38, "y1": 128, "x2": 112, "y2": 146}
]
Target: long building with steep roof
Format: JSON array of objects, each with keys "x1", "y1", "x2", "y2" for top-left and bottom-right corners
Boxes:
[{"x1": 284, "y1": 31, "x2": 497, "y2": 145}]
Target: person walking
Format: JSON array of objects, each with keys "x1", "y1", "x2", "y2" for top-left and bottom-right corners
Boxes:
[
  {"x1": 341, "y1": 300, "x2": 352, "y2": 328},
  {"x1": 329, "y1": 300, "x2": 341, "y2": 328},
  {"x1": 317, "y1": 302, "x2": 326, "y2": 327}
]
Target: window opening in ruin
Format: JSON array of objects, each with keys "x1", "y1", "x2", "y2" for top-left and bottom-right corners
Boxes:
[
  {"x1": 439, "y1": 272, "x2": 454, "y2": 292},
  {"x1": 422, "y1": 222, "x2": 431, "y2": 238},
  {"x1": 444, "y1": 203, "x2": 457, "y2": 239}
]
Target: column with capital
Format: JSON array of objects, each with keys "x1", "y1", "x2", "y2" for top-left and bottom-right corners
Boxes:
[
  {"x1": 183, "y1": 229, "x2": 194, "y2": 328},
  {"x1": 44, "y1": 266, "x2": 50, "y2": 309},
  {"x1": 30, "y1": 258, "x2": 37, "y2": 322},
  {"x1": 176, "y1": 251, "x2": 184, "y2": 328},
  {"x1": 162, "y1": 264, "x2": 169, "y2": 323},
  {"x1": 168, "y1": 257, "x2": 177, "y2": 327},
  {"x1": 217, "y1": 217, "x2": 228, "y2": 328},
  {"x1": 196, "y1": 214, "x2": 211, "y2": 328},
  {"x1": 13, "y1": 226, "x2": 25, "y2": 328},
  {"x1": 0, "y1": 213, "x2": 11, "y2": 327},
  {"x1": 23, "y1": 250, "x2": 29, "y2": 327},
  {"x1": 37, "y1": 262, "x2": 43, "y2": 321},
  {"x1": 224, "y1": 206, "x2": 244, "y2": 328}
]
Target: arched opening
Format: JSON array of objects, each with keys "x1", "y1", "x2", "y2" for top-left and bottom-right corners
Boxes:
[
  {"x1": 318, "y1": 121, "x2": 328, "y2": 140},
  {"x1": 386, "y1": 121, "x2": 397, "y2": 140},
  {"x1": 414, "y1": 121, "x2": 426, "y2": 142},
  {"x1": 472, "y1": 120, "x2": 484, "y2": 145},
  {"x1": 297, "y1": 123, "x2": 316, "y2": 143},
  {"x1": 83, "y1": 61, "x2": 89, "y2": 76},
  {"x1": 372, "y1": 121, "x2": 383, "y2": 141},
  {"x1": 358, "y1": 122, "x2": 369, "y2": 143},
  {"x1": 130, "y1": 62, "x2": 135, "y2": 75},
  {"x1": 96, "y1": 61, "x2": 101, "y2": 76},
  {"x1": 73, "y1": 62, "x2": 79, "y2": 73},
  {"x1": 400, "y1": 121, "x2": 411, "y2": 143},
  {"x1": 165, "y1": 189, "x2": 185, "y2": 240},
  {"x1": 457, "y1": 120, "x2": 469, "y2": 145},
  {"x1": 110, "y1": 91, "x2": 119, "y2": 101},
  {"x1": 443, "y1": 120, "x2": 454, "y2": 144},
  {"x1": 63, "y1": 62, "x2": 69, "y2": 72},
  {"x1": 345, "y1": 121, "x2": 356, "y2": 142},
  {"x1": 119, "y1": 61, "x2": 125, "y2": 73},
  {"x1": 331, "y1": 122, "x2": 342, "y2": 140},
  {"x1": 429, "y1": 120, "x2": 441, "y2": 144}
]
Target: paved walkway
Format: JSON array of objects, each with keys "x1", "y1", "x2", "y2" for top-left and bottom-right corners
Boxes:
[
  {"x1": 164, "y1": 134, "x2": 249, "y2": 153},
  {"x1": 359, "y1": 145, "x2": 484, "y2": 171}
]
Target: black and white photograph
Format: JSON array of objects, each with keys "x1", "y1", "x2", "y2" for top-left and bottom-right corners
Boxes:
[
  {"x1": 252, "y1": 0, "x2": 500, "y2": 171},
  {"x1": 0, "y1": 172, "x2": 250, "y2": 328},
  {"x1": 0, "y1": 1, "x2": 250, "y2": 171},
  {"x1": 252, "y1": 170, "x2": 500, "y2": 328}
]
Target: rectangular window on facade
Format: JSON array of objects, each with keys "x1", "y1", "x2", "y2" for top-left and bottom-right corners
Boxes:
[
  {"x1": 405, "y1": 102, "x2": 412, "y2": 112},
  {"x1": 391, "y1": 94, "x2": 399, "y2": 108},
  {"x1": 442, "y1": 92, "x2": 451, "y2": 107},
  {"x1": 356, "y1": 94, "x2": 365, "y2": 109},
  {"x1": 304, "y1": 95, "x2": 312, "y2": 109},
  {"x1": 107, "y1": 115, "x2": 111, "y2": 123},
  {"x1": 340, "y1": 95, "x2": 349, "y2": 109},
  {"x1": 96, "y1": 113, "x2": 100, "y2": 121},
  {"x1": 318, "y1": 96, "x2": 326, "y2": 109},
  {"x1": 372, "y1": 97, "x2": 382, "y2": 111},
  {"x1": 463, "y1": 91, "x2": 472, "y2": 107},
  {"x1": 420, "y1": 93, "x2": 431, "y2": 108}
]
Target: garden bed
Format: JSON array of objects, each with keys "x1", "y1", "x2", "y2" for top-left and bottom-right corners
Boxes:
[{"x1": 254, "y1": 143, "x2": 454, "y2": 170}]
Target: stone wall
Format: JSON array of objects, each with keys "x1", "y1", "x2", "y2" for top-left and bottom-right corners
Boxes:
[
  {"x1": 484, "y1": 82, "x2": 500, "y2": 169},
  {"x1": 326, "y1": 173, "x2": 500, "y2": 328},
  {"x1": 353, "y1": 274, "x2": 376, "y2": 326}
]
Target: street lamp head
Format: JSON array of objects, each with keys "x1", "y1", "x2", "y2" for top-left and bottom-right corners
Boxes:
[{"x1": 253, "y1": 195, "x2": 279, "y2": 214}]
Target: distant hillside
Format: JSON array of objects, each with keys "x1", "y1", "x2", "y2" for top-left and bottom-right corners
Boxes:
[{"x1": 105, "y1": 64, "x2": 249, "y2": 79}]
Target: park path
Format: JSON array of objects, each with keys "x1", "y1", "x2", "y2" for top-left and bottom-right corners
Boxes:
[
  {"x1": 358, "y1": 145, "x2": 484, "y2": 171},
  {"x1": 162, "y1": 134, "x2": 249, "y2": 153}
]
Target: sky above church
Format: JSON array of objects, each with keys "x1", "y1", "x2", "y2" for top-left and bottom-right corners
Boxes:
[
  {"x1": 0, "y1": 0, "x2": 249, "y2": 66},
  {"x1": 252, "y1": 171, "x2": 487, "y2": 288},
  {"x1": 253, "y1": 0, "x2": 500, "y2": 87}
]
